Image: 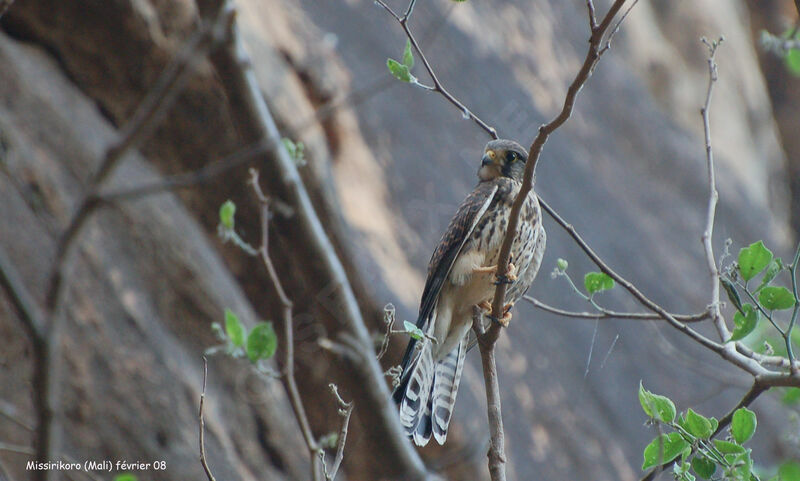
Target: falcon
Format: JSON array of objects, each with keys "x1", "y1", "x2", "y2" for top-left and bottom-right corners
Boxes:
[{"x1": 393, "y1": 139, "x2": 546, "y2": 446}]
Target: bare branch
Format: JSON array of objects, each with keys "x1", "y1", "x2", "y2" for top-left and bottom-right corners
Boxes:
[
  {"x1": 45, "y1": 7, "x2": 235, "y2": 311},
  {"x1": 374, "y1": 0, "x2": 498, "y2": 139},
  {"x1": 523, "y1": 295, "x2": 709, "y2": 322},
  {"x1": 322, "y1": 384, "x2": 354, "y2": 481},
  {"x1": 699, "y1": 36, "x2": 728, "y2": 343},
  {"x1": 489, "y1": 0, "x2": 631, "y2": 339},
  {"x1": 99, "y1": 141, "x2": 268, "y2": 203},
  {"x1": 250, "y1": 168, "x2": 322, "y2": 481},
  {"x1": 539, "y1": 196, "x2": 775, "y2": 377},
  {"x1": 376, "y1": 303, "x2": 397, "y2": 361},
  {"x1": 586, "y1": 0, "x2": 597, "y2": 30},
  {"x1": 471, "y1": 307, "x2": 506, "y2": 481},
  {"x1": 598, "y1": 0, "x2": 640, "y2": 55},
  {"x1": 209, "y1": 8, "x2": 432, "y2": 478},
  {"x1": 199, "y1": 358, "x2": 218, "y2": 481},
  {"x1": 27, "y1": 8, "x2": 237, "y2": 479}
]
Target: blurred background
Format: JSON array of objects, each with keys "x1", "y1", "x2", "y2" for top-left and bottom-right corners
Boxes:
[{"x1": 1, "y1": 0, "x2": 799, "y2": 480}]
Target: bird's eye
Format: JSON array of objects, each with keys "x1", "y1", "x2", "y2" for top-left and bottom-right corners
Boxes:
[{"x1": 505, "y1": 151, "x2": 517, "y2": 162}]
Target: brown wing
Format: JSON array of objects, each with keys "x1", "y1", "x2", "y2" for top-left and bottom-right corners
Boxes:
[
  {"x1": 394, "y1": 181, "x2": 498, "y2": 385},
  {"x1": 418, "y1": 181, "x2": 499, "y2": 325}
]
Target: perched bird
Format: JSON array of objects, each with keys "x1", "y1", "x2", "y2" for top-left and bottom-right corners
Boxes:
[{"x1": 393, "y1": 139, "x2": 546, "y2": 446}]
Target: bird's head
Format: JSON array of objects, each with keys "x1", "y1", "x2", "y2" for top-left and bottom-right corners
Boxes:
[{"x1": 478, "y1": 139, "x2": 528, "y2": 183}]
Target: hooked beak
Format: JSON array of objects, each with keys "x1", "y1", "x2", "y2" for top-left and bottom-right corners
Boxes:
[{"x1": 481, "y1": 150, "x2": 496, "y2": 167}]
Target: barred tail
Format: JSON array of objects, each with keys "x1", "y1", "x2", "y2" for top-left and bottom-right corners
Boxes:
[
  {"x1": 398, "y1": 343, "x2": 435, "y2": 446},
  {"x1": 395, "y1": 338, "x2": 466, "y2": 446},
  {"x1": 431, "y1": 338, "x2": 466, "y2": 444}
]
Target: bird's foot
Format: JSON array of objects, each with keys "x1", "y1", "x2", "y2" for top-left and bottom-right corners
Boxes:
[
  {"x1": 483, "y1": 302, "x2": 514, "y2": 327},
  {"x1": 493, "y1": 262, "x2": 517, "y2": 286},
  {"x1": 473, "y1": 262, "x2": 517, "y2": 285}
]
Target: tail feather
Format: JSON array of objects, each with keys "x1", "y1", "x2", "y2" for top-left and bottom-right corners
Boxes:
[
  {"x1": 395, "y1": 337, "x2": 467, "y2": 446},
  {"x1": 398, "y1": 343, "x2": 434, "y2": 445},
  {"x1": 431, "y1": 338, "x2": 467, "y2": 444}
]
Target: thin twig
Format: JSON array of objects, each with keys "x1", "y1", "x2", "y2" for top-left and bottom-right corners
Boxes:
[
  {"x1": 99, "y1": 141, "x2": 268, "y2": 203},
  {"x1": 210, "y1": 10, "x2": 432, "y2": 478},
  {"x1": 374, "y1": 0, "x2": 498, "y2": 139},
  {"x1": 539, "y1": 196, "x2": 771, "y2": 376},
  {"x1": 322, "y1": 384, "x2": 354, "y2": 481},
  {"x1": 787, "y1": 243, "x2": 800, "y2": 372},
  {"x1": 376, "y1": 304, "x2": 397, "y2": 361},
  {"x1": 199, "y1": 358, "x2": 218, "y2": 481},
  {"x1": 699, "y1": 36, "x2": 729, "y2": 343},
  {"x1": 471, "y1": 307, "x2": 506, "y2": 481},
  {"x1": 586, "y1": 0, "x2": 598, "y2": 29},
  {"x1": 523, "y1": 295, "x2": 709, "y2": 322},
  {"x1": 488, "y1": 0, "x2": 631, "y2": 346},
  {"x1": 29, "y1": 9, "x2": 237, "y2": 479},
  {"x1": 45, "y1": 7, "x2": 235, "y2": 311},
  {"x1": 598, "y1": 0, "x2": 640, "y2": 55},
  {"x1": 250, "y1": 168, "x2": 322, "y2": 481}
]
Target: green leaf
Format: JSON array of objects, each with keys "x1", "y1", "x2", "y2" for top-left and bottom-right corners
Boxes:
[
  {"x1": 721, "y1": 278, "x2": 744, "y2": 314},
  {"x1": 584, "y1": 272, "x2": 615, "y2": 295},
  {"x1": 755, "y1": 258, "x2": 783, "y2": 292},
  {"x1": 225, "y1": 308, "x2": 245, "y2": 347},
  {"x1": 403, "y1": 320, "x2": 425, "y2": 340},
  {"x1": 114, "y1": 475, "x2": 138, "y2": 481},
  {"x1": 642, "y1": 432, "x2": 689, "y2": 470},
  {"x1": 782, "y1": 387, "x2": 800, "y2": 405},
  {"x1": 685, "y1": 408, "x2": 713, "y2": 439},
  {"x1": 759, "y1": 286, "x2": 796, "y2": 310},
  {"x1": 402, "y1": 39, "x2": 414, "y2": 69},
  {"x1": 387, "y1": 58, "x2": 411, "y2": 82},
  {"x1": 714, "y1": 439, "x2": 746, "y2": 455},
  {"x1": 779, "y1": 461, "x2": 800, "y2": 481},
  {"x1": 675, "y1": 461, "x2": 696, "y2": 481},
  {"x1": 786, "y1": 49, "x2": 800, "y2": 77},
  {"x1": 556, "y1": 258, "x2": 568, "y2": 272},
  {"x1": 738, "y1": 241, "x2": 773, "y2": 281},
  {"x1": 282, "y1": 138, "x2": 305, "y2": 165},
  {"x1": 728, "y1": 450, "x2": 753, "y2": 481},
  {"x1": 638, "y1": 381, "x2": 676, "y2": 423},
  {"x1": 731, "y1": 407, "x2": 757, "y2": 444},
  {"x1": 219, "y1": 200, "x2": 236, "y2": 230},
  {"x1": 729, "y1": 304, "x2": 760, "y2": 342},
  {"x1": 691, "y1": 455, "x2": 716, "y2": 479},
  {"x1": 246, "y1": 322, "x2": 278, "y2": 362}
]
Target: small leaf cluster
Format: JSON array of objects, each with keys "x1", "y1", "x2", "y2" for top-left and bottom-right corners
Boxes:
[
  {"x1": 552, "y1": 257, "x2": 615, "y2": 299},
  {"x1": 639, "y1": 382, "x2": 758, "y2": 480},
  {"x1": 209, "y1": 309, "x2": 278, "y2": 363},
  {"x1": 387, "y1": 40, "x2": 417, "y2": 83},
  {"x1": 217, "y1": 200, "x2": 258, "y2": 256},
  {"x1": 282, "y1": 137, "x2": 306, "y2": 166},
  {"x1": 403, "y1": 320, "x2": 425, "y2": 341},
  {"x1": 721, "y1": 241, "x2": 798, "y2": 344}
]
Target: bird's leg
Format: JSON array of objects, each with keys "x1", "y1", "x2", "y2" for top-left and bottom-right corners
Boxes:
[
  {"x1": 480, "y1": 302, "x2": 514, "y2": 327},
  {"x1": 496, "y1": 303, "x2": 514, "y2": 327},
  {"x1": 493, "y1": 261, "x2": 517, "y2": 285},
  {"x1": 473, "y1": 262, "x2": 517, "y2": 285}
]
